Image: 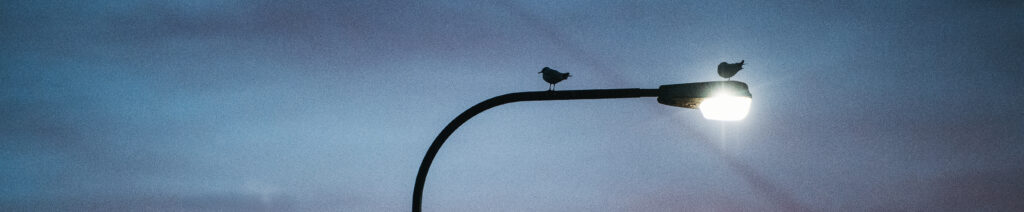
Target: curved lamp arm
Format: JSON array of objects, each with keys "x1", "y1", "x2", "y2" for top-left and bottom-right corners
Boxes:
[{"x1": 413, "y1": 88, "x2": 659, "y2": 212}]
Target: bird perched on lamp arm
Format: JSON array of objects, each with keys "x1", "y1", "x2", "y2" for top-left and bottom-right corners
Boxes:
[
  {"x1": 539, "y1": 67, "x2": 571, "y2": 91},
  {"x1": 717, "y1": 60, "x2": 745, "y2": 80}
]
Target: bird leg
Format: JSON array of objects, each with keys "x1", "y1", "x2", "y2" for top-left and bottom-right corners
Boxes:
[{"x1": 548, "y1": 84, "x2": 554, "y2": 91}]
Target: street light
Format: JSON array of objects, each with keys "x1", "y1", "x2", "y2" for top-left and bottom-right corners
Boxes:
[
  {"x1": 413, "y1": 80, "x2": 752, "y2": 212},
  {"x1": 656, "y1": 81, "x2": 753, "y2": 121}
]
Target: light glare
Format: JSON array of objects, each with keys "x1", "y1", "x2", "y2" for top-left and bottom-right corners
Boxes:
[{"x1": 698, "y1": 95, "x2": 752, "y2": 121}]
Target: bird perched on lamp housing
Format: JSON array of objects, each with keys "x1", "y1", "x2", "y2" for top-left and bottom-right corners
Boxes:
[
  {"x1": 539, "y1": 67, "x2": 571, "y2": 91},
  {"x1": 717, "y1": 60, "x2": 745, "y2": 80}
]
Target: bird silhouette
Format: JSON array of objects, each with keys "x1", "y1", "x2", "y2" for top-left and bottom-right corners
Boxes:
[
  {"x1": 539, "y1": 67, "x2": 571, "y2": 91},
  {"x1": 717, "y1": 60, "x2": 745, "y2": 80}
]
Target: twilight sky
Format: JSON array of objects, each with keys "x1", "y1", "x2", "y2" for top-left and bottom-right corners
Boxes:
[{"x1": 2, "y1": 0, "x2": 1023, "y2": 211}]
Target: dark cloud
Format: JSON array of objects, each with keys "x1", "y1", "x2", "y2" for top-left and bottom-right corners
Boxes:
[
  {"x1": 866, "y1": 168, "x2": 1024, "y2": 211},
  {"x1": 0, "y1": 192, "x2": 297, "y2": 211}
]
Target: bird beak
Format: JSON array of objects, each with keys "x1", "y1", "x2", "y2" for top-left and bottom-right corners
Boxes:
[{"x1": 538, "y1": 71, "x2": 542, "y2": 74}]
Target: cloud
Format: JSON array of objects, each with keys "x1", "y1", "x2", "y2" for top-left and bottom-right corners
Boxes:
[{"x1": 0, "y1": 192, "x2": 297, "y2": 212}]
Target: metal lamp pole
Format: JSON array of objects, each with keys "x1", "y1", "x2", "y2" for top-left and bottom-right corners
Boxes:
[{"x1": 413, "y1": 81, "x2": 751, "y2": 212}]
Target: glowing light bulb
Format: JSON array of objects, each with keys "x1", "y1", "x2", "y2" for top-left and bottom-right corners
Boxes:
[{"x1": 698, "y1": 94, "x2": 752, "y2": 121}]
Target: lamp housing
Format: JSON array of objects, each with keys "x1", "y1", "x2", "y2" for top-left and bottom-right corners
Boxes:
[{"x1": 657, "y1": 81, "x2": 752, "y2": 121}]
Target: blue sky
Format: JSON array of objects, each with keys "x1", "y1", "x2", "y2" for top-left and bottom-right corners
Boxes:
[{"x1": 2, "y1": 0, "x2": 1023, "y2": 211}]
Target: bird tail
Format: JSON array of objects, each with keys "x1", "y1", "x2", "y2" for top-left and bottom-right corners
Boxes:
[{"x1": 563, "y1": 73, "x2": 571, "y2": 79}]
